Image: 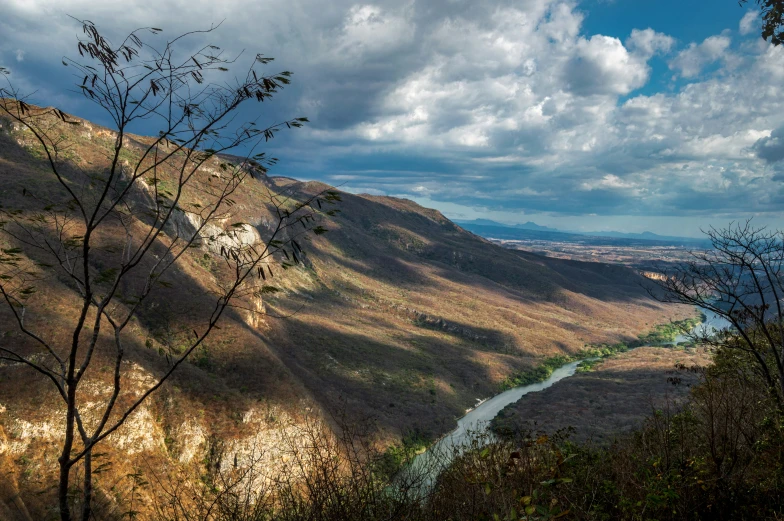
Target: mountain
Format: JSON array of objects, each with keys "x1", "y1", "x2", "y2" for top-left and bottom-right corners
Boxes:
[
  {"x1": 456, "y1": 220, "x2": 710, "y2": 247},
  {"x1": 454, "y1": 219, "x2": 560, "y2": 233},
  {"x1": 577, "y1": 230, "x2": 708, "y2": 244},
  {"x1": 0, "y1": 107, "x2": 692, "y2": 517}
]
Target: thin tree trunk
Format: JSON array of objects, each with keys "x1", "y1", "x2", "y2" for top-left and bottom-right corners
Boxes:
[
  {"x1": 58, "y1": 457, "x2": 72, "y2": 521},
  {"x1": 59, "y1": 384, "x2": 77, "y2": 521},
  {"x1": 80, "y1": 449, "x2": 92, "y2": 521}
]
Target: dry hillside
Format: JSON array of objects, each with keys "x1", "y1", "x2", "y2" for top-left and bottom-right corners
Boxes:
[
  {"x1": 0, "y1": 107, "x2": 691, "y2": 518},
  {"x1": 492, "y1": 347, "x2": 712, "y2": 444}
]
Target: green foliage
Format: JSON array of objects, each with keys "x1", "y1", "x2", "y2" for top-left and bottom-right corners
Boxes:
[
  {"x1": 636, "y1": 316, "x2": 702, "y2": 345},
  {"x1": 499, "y1": 343, "x2": 630, "y2": 391},
  {"x1": 500, "y1": 355, "x2": 573, "y2": 390},
  {"x1": 377, "y1": 430, "x2": 432, "y2": 480},
  {"x1": 192, "y1": 345, "x2": 213, "y2": 371},
  {"x1": 497, "y1": 314, "x2": 703, "y2": 392},
  {"x1": 740, "y1": 0, "x2": 784, "y2": 45},
  {"x1": 575, "y1": 359, "x2": 602, "y2": 373},
  {"x1": 144, "y1": 341, "x2": 784, "y2": 521},
  {"x1": 577, "y1": 341, "x2": 630, "y2": 359}
]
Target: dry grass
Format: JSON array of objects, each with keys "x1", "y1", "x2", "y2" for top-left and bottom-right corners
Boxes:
[
  {"x1": 493, "y1": 346, "x2": 712, "y2": 443},
  {"x1": 0, "y1": 107, "x2": 694, "y2": 518}
]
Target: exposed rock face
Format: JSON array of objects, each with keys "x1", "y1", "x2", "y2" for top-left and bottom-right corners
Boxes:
[
  {"x1": 0, "y1": 362, "x2": 314, "y2": 519},
  {"x1": 171, "y1": 419, "x2": 207, "y2": 464},
  {"x1": 639, "y1": 270, "x2": 669, "y2": 281},
  {"x1": 118, "y1": 161, "x2": 263, "y2": 254},
  {"x1": 0, "y1": 422, "x2": 34, "y2": 521}
]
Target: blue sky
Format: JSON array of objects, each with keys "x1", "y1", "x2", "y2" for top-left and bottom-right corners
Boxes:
[{"x1": 1, "y1": 0, "x2": 783, "y2": 237}]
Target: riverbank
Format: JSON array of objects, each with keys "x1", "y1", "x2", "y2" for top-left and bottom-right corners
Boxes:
[
  {"x1": 390, "y1": 312, "x2": 712, "y2": 478},
  {"x1": 491, "y1": 346, "x2": 712, "y2": 441},
  {"x1": 499, "y1": 313, "x2": 704, "y2": 391}
]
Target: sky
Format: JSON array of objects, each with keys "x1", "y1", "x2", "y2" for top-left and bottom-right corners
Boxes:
[{"x1": 1, "y1": 0, "x2": 783, "y2": 237}]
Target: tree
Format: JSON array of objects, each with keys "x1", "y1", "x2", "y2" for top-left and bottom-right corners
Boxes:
[
  {"x1": 651, "y1": 221, "x2": 784, "y2": 411},
  {"x1": 740, "y1": 0, "x2": 784, "y2": 45},
  {"x1": 0, "y1": 20, "x2": 338, "y2": 521}
]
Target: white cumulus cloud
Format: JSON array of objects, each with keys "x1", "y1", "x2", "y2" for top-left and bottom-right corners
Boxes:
[
  {"x1": 565, "y1": 35, "x2": 650, "y2": 96},
  {"x1": 739, "y1": 10, "x2": 758, "y2": 36},
  {"x1": 669, "y1": 35, "x2": 731, "y2": 78},
  {"x1": 626, "y1": 28, "x2": 674, "y2": 59},
  {"x1": 0, "y1": 0, "x2": 781, "y2": 222}
]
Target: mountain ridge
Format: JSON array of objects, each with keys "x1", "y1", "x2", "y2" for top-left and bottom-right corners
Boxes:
[
  {"x1": 0, "y1": 106, "x2": 692, "y2": 518},
  {"x1": 454, "y1": 218, "x2": 709, "y2": 245}
]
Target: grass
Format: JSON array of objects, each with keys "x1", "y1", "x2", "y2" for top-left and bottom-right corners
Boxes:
[
  {"x1": 0, "y1": 105, "x2": 700, "y2": 519},
  {"x1": 637, "y1": 314, "x2": 704, "y2": 345},
  {"x1": 498, "y1": 312, "x2": 704, "y2": 391},
  {"x1": 492, "y1": 346, "x2": 713, "y2": 442}
]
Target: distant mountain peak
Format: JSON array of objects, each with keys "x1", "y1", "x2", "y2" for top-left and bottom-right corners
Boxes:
[
  {"x1": 454, "y1": 218, "x2": 709, "y2": 246},
  {"x1": 454, "y1": 219, "x2": 559, "y2": 233}
]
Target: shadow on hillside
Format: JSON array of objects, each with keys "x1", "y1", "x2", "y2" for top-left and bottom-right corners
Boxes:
[
  {"x1": 497, "y1": 362, "x2": 703, "y2": 445},
  {"x1": 0, "y1": 126, "x2": 307, "y2": 406},
  {"x1": 296, "y1": 190, "x2": 669, "y2": 309},
  {"x1": 232, "y1": 287, "x2": 536, "y2": 437},
  {"x1": 0, "y1": 128, "x2": 521, "y2": 440},
  {"x1": 0, "y1": 126, "x2": 680, "y2": 443}
]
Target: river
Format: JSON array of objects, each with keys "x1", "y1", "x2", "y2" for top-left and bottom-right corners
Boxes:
[
  {"x1": 672, "y1": 308, "x2": 729, "y2": 344},
  {"x1": 401, "y1": 360, "x2": 588, "y2": 491},
  {"x1": 403, "y1": 308, "x2": 732, "y2": 491}
]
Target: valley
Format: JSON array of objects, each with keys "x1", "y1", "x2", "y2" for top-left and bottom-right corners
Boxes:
[
  {"x1": 455, "y1": 218, "x2": 709, "y2": 271},
  {"x1": 2, "y1": 4, "x2": 783, "y2": 518},
  {"x1": 492, "y1": 238, "x2": 699, "y2": 271},
  {"x1": 491, "y1": 346, "x2": 712, "y2": 444},
  {"x1": 0, "y1": 106, "x2": 699, "y2": 518}
]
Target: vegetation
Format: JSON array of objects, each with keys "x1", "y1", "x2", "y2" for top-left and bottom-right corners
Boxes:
[
  {"x1": 499, "y1": 344, "x2": 631, "y2": 390},
  {"x1": 4, "y1": 3, "x2": 782, "y2": 519},
  {"x1": 574, "y1": 358, "x2": 602, "y2": 373},
  {"x1": 491, "y1": 347, "x2": 712, "y2": 443},
  {"x1": 500, "y1": 355, "x2": 575, "y2": 390},
  {"x1": 66, "y1": 340, "x2": 774, "y2": 521},
  {"x1": 0, "y1": 95, "x2": 694, "y2": 519},
  {"x1": 636, "y1": 316, "x2": 703, "y2": 346},
  {"x1": 0, "y1": 21, "x2": 337, "y2": 521},
  {"x1": 741, "y1": 0, "x2": 784, "y2": 45},
  {"x1": 652, "y1": 222, "x2": 784, "y2": 412},
  {"x1": 377, "y1": 430, "x2": 434, "y2": 481},
  {"x1": 499, "y1": 314, "x2": 702, "y2": 391}
]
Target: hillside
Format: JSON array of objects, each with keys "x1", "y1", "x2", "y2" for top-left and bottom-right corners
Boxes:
[
  {"x1": 492, "y1": 346, "x2": 712, "y2": 443},
  {"x1": 0, "y1": 107, "x2": 691, "y2": 517}
]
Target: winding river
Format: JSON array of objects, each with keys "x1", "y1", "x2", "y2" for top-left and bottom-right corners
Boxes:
[
  {"x1": 400, "y1": 361, "x2": 588, "y2": 491},
  {"x1": 672, "y1": 308, "x2": 728, "y2": 344},
  {"x1": 403, "y1": 309, "x2": 732, "y2": 490}
]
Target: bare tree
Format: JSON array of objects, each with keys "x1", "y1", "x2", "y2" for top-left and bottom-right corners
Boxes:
[
  {"x1": 651, "y1": 221, "x2": 784, "y2": 410},
  {"x1": 0, "y1": 20, "x2": 338, "y2": 521}
]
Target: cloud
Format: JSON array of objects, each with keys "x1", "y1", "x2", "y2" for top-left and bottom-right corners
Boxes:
[
  {"x1": 626, "y1": 28, "x2": 674, "y2": 58},
  {"x1": 564, "y1": 35, "x2": 650, "y2": 96},
  {"x1": 752, "y1": 126, "x2": 784, "y2": 163},
  {"x1": 0, "y1": 0, "x2": 781, "y2": 224},
  {"x1": 337, "y1": 5, "x2": 415, "y2": 57},
  {"x1": 669, "y1": 35, "x2": 731, "y2": 78},
  {"x1": 739, "y1": 10, "x2": 758, "y2": 36},
  {"x1": 14, "y1": 49, "x2": 24, "y2": 62}
]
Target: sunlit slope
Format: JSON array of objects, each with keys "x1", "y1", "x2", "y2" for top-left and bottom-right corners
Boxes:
[
  {"x1": 0, "y1": 107, "x2": 688, "y2": 447},
  {"x1": 260, "y1": 179, "x2": 689, "y2": 437}
]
